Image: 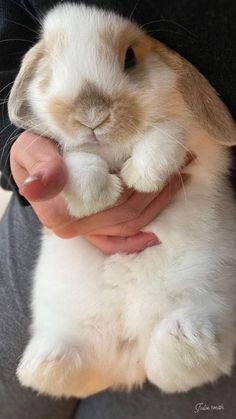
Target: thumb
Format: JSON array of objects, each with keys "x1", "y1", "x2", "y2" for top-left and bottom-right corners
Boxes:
[{"x1": 10, "y1": 132, "x2": 67, "y2": 202}]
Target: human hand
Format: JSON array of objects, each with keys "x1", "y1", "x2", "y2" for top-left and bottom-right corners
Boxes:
[{"x1": 10, "y1": 132, "x2": 192, "y2": 254}]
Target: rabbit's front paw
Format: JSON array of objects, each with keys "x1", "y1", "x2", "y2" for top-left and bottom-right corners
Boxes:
[
  {"x1": 64, "y1": 173, "x2": 122, "y2": 218},
  {"x1": 145, "y1": 310, "x2": 226, "y2": 393},
  {"x1": 121, "y1": 157, "x2": 165, "y2": 193},
  {"x1": 17, "y1": 336, "x2": 109, "y2": 398},
  {"x1": 63, "y1": 151, "x2": 122, "y2": 218}
]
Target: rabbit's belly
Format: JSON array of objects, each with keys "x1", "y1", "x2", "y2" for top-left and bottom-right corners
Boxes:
[
  {"x1": 28, "y1": 225, "x2": 236, "y2": 395},
  {"x1": 31, "y1": 234, "x2": 168, "y2": 387},
  {"x1": 34, "y1": 214, "x2": 231, "y2": 346},
  {"x1": 33, "y1": 234, "x2": 167, "y2": 355}
]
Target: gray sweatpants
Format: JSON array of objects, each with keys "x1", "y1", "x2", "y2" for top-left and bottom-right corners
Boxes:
[{"x1": 0, "y1": 195, "x2": 235, "y2": 419}]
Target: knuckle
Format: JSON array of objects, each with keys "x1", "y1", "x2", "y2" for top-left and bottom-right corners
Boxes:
[
  {"x1": 116, "y1": 224, "x2": 129, "y2": 237},
  {"x1": 119, "y1": 222, "x2": 139, "y2": 237},
  {"x1": 53, "y1": 228, "x2": 74, "y2": 239},
  {"x1": 42, "y1": 220, "x2": 55, "y2": 230},
  {"x1": 41, "y1": 217, "x2": 62, "y2": 231},
  {"x1": 52, "y1": 221, "x2": 83, "y2": 239}
]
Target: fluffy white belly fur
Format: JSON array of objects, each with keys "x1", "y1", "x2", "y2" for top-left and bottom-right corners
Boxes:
[{"x1": 17, "y1": 142, "x2": 236, "y2": 397}]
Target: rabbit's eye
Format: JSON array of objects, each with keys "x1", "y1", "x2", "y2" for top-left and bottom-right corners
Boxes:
[{"x1": 124, "y1": 47, "x2": 136, "y2": 70}]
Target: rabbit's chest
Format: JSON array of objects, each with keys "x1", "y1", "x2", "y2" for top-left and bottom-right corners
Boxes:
[{"x1": 78, "y1": 141, "x2": 133, "y2": 171}]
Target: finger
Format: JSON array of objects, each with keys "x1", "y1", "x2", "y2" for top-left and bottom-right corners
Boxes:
[
  {"x1": 37, "y1": 155, "x2": 192, "y2": 237},
  {"x1": 19, "y1": 160, "x2": 67, "y2": 202},
  {"x1": 52, "y1": 173, "x2": 187, "y2": 238},
  {"x1": 32, "y1": 186, "x2": 134, "y2": 233},
  {"x1": 31, "y1": 194, "x2": 76, "y2": 229},
  {"x1": 82, "y1": 174, "x2": 189, "y2": 236},
  {"x1": 86, "y1": 232, "x2": 161, "y2": 255},
  {"x1": 10, "y1": 132, "x2": 67, "y2": 201},
  {"x1": 53, "y1": 173, "x2": 188, "y2": 238},
  {"x1": 53, "y1": 188, "x2": 160, "y2": 238},
  {"x1": 113, "y1": 184, "x2": 134, "y2": 206}
]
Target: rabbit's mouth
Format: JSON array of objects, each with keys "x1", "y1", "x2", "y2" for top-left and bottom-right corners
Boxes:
[
  {"x1": 76, "y1": 131, "x2": 111, "y2": 146},
  {"x1": 78, "y1": 132, "x2": 99, "y2": 144}
]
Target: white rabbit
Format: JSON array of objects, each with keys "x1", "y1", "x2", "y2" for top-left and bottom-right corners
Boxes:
[{"x1": 8, "y1": 3, "x2": 236, "y2": 398}]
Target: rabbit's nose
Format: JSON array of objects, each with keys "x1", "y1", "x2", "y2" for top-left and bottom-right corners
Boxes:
[
  {"x1": 75, "y1": 109, "x2": 110, "y2": 130},
  {"x1": 75, "y1": 81, "x2": 111, "y2": 130}
]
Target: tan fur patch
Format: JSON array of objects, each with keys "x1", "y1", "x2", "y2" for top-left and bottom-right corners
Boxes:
[
  {"x1": 20, "y1": 357, "x2": 111, "y2": 398},
  {"x1": 100, "y1": 25, "x2": 153, "y2": 68},
  {"x1": 77, "y1": 82, "x2": 111, "y2": 119},
  {"x1": 8, "y1": 40, "x2": 45, "y2": 129},
  {"x1": 178, "y1": 59, "x2": 236, "y2": 145},
  {"x1": 48, "y1": 96, "x2": 78, "y2": 135},
  {"x1": 110, "y1": 89, "x2": 145, "y2": 142},
  {"x1": 48, "y1": 82, "x2": 111, "y2": 132},
  {"x1": 152, "y1": 40, "x2": 236, "y2": 146},
  {"x1": 36, "y1": 57, "x2": 51, "y2": 93},
  {"x1": 48, "y1": 80, "x2": 145, "y2": 144}
]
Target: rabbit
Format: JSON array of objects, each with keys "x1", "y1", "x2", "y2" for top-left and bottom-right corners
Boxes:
[{"x1": 8, "y1": 3, "x2": 236, "y2": 399}]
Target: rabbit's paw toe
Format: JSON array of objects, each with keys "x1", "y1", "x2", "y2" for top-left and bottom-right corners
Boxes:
[{"x1": 121, "y1": 158, "x2": 164, "y2": 192}]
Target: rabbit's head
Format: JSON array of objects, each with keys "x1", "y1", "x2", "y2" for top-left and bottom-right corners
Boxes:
[
  {"x1": 8, "y1": 4, "x2": 182, "y2": 149},
  {"x1": 8, "y1": 3, "x2": 236, "y2": 149}
]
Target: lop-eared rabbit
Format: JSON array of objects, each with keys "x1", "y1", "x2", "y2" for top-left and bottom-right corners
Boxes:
[{"x1": 8, "y1": 3, "x2": 236, "y2": 398}]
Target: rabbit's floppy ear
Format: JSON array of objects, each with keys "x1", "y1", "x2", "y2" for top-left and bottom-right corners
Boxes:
[
  {"x1": 8, "y1": 41, "x2": 44, "y2": 130},
  {"x1": 152, "y1": 39, "x2": 236, "y2": 146},
  {"x1": 178, "y1": 58, "x2": 236, "y2": 146}
]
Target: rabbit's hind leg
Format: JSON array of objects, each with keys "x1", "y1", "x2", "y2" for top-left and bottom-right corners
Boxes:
[
  {"x1": 145, "y1": 308, "x2": 234, "y2": 393},
  {"x1": 17, "y1": 334, "x2": 110, "y2": 398}
]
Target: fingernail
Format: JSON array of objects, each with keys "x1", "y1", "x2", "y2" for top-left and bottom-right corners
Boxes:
[
  {"x1": 145, "y1": 236, "x2": 162, "y2": 248},
  {"x1": 20, "y1": 173, "x2": 42, "y2": 189}
]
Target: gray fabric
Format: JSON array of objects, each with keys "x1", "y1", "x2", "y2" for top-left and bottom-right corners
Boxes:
[
  {"x1": 76, "y1": 377, "x2": 236, "y2": 419},
  {"x1": 0, "y1": 195, "x2": 236, "y2": 419}
]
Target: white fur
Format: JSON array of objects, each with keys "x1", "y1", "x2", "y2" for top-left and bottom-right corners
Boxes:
[{"x1": 14, "y1": 4, "x2": 236, "y2": 398}]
